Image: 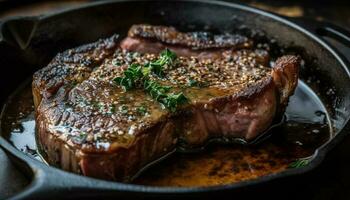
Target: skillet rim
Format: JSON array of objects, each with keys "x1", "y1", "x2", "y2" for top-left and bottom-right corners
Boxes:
[{"x1": 0, "y1": 0, "x2": 349, "y2": 195}]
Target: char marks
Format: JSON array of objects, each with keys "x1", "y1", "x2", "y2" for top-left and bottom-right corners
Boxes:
[
  {"x1": 33, "y1": 24, "x2": 299, "y2": 181},
  {"x1": 128, "y1": 24, "x2": 252, "y2": 50}
]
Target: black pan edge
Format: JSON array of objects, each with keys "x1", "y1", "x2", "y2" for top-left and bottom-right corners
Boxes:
[{"x1": 0, "y1": 0, "x2": 349, "y2": 196}]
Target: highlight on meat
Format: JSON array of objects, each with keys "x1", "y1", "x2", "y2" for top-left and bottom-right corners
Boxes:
[{"x1": 32, "y1": 24, "x2": 299, "y2": 181}]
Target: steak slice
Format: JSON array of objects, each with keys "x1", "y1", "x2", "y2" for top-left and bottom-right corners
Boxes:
[
  {"x1": 33, "y1": 31, "x2": 299, "y2": 182},
  {"x1": 120, "y1": 24, "x2": 254, "y2": 60}
]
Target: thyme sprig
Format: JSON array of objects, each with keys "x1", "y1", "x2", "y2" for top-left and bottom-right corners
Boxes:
[
  {"x1": 144, "y1": 79, "x2": 187, "y2": 112},
  {"x1": 161, "y1": 92, "x2": 188, "y2": 112},
  {"x1": 114, "y1": 63, "x2": 143, "y2": 90},
  {"x1": 114, "y1": 49, "x2": 187, "y2": 111},
  {"x1": 144, "y1": 79, "x2": 172, "y2": 101},
  {"x1": 288, "y1": 158, "x2": 310, "y2": 168},
  {"x1": 114, "y1": 49, "x2": 177, "y2": 90},
  {"x1": 144, "y1": 48, "x2": 177, "y2": 77}
]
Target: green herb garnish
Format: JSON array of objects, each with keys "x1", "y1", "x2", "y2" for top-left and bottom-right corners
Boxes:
[
  {"x1": 109, "y1": 104, "x2": 116, "y2": 113},
  {"x1": 144, "y1": 79, "x2": 188, "y2": 111},
  {"x1": 112, "y1": 59, "x2": 122, "y2": 66},
  {"x1": 114, "y1": 49, "x2": 176, "y2": 90},
  {"x1": 144, "y1": 48, "x2": 177, "y2": 77},
  {"x1": 79, "y1": 132, "x2": 86, "y2": 138},
  {"x1": 144, "y1": 79, "x2": 172, "y2": 101},
  {"x1": 188, "y1": 79, "x2": 198, "y2": 87},
  {"x1": 288, "y1": 158, "x2": 310, "y2": 168},
  {"x1": 156, "y1": 48, "x2": 177, "y2": 67},
  {"x1": 95, "y1": 102, "x2": 106, "y2": 112},
  {"x1": 75, "y1": 132, "x2": 87, "y2": 142},
  {"x1": 161, "y1": 92, "x2": 188, "y2": 112},
  {"x1": 136, "y1": 105, "x2": 148, "y2": 116},
  {"x1": 113, "y1": 49, "x2": 187, "y2": 112},
  {"x1": 114, "y1": 63, "x2": 143, "y2": 91}
]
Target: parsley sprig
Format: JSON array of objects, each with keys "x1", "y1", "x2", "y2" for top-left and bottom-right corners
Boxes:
[{"x1": 114, "y1": 49, "x2": 187, "y2": 112}]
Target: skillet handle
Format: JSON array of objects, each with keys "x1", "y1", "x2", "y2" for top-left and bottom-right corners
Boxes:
[
  {"x1": 288, "y1": 17, "x2": 350, "y2": 67},
  {"x1": 289, "y1": 17, "x2": 350, "y2": 48},
  {"x1": 1, "y1": 143, "x2": 135, "y2": 199},
  {"x1": 1, "y1": 146, "x2": 105, "y2": 200},
  {"x1": 314, "y1": 22, "x2": 350, "y2": 47}
]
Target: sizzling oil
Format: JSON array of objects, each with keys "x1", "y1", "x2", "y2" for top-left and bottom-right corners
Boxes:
[{"x1": 1, "y1": 81, "x2": 331, "y2": 187}]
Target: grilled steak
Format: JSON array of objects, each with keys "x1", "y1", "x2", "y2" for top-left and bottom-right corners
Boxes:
[
  {"x1": 33, "y1": 25, "x2": 299, "y2": 182},
  {"x1": 121, "y1": 24, "x2": 255, "y2": 60}
]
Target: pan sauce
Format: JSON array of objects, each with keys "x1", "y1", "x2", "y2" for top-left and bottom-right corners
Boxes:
[{"x1": 2, "y1": 80, "x2": 331, "y2": 187}]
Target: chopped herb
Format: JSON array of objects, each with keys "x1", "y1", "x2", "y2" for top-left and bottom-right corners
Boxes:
[
  {"x1": 288, "y1": 158, "x2": 310, "y2": 168},
  {"x1": 145, "y1": 62, "x2": 164, "y2": 77},
  {"x1": 136, "y1": 105, "x2": 148, "y2": 116},
  {"x1": 75, "y1": 132, "x2": 87, "y2": 143},
  {"x1": 79, "y1": 132, "x2": 86, "y2": 138},
  {"x1": 112, "y1": 59, "x2": 122, "y2": 66},
  {"x1": 160, "y1": 48, "x2": 177, "y2": 64},
  {"x1": 114, "y1": 49, "x2": 177, "y2": 90},
  {"x1": 144, "y1": 79, "x2": 188, "y2": 111},
  {"x1": 144, "y1": 79, "x2": 171, "y2": 101},
  {"x1": 109, "y1": 104, "x2": 116, "y2": 113},
  {"x1": 96, "y1": 102, "x2": 104, "y2": 111},
  {"x1": 141, "y1": 65, "x2": 152, "y2": 77},
  {"x1": 188, "y1": 79, "x2": 200, "y2": 87},
  {"x1": 161, "y1": 92, "x2": 188, "y2": 112},
  {"x1": 114, "y1": 63, "x2": 143, "y2": 91},
  {"x1": 113, "y1": 49, "x2": 188, "y2": 112},
  {"x1": 144, "y1": 48, "x2": 177, "y2": 77}
]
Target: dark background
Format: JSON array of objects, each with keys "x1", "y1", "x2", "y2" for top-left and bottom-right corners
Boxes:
[{"x1": 0, "y1": 0, "x2": 350, "y2": 199}]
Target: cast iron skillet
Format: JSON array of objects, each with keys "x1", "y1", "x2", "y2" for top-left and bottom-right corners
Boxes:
[{"x1": 0, "y1": 0, "x2": 350, "y2": 199}]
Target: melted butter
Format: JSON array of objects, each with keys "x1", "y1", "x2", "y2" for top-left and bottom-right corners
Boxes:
[{"x1": 185, "y1": 87, "x2": 232, "y2": 102}]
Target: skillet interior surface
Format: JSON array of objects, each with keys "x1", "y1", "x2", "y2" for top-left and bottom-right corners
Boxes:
[
  {"x1": 1, "y1": 78, "x2": 333, "y2": 187},
  {"x1": 0, "y1": 0, "x2": 349, "y2": 197}
]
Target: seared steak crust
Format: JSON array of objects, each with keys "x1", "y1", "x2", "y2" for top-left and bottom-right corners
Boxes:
[
  {"x1": 126, "y1": 24, "x2": 252, "y2": 50},
  {"x1": 121, "y1": 24, "x2": 253, "y2": 60},
  {"x1": 33, "y1": 27, "x2": 299, "y2": 181},
  {"x1": 33, "y1": 35, "x2": 119, "y2": 108}
]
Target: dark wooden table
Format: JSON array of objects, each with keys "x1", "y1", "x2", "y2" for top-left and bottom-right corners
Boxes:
[{"x1": 1, "y1": 1, "x2": 350, "y2": 199}]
